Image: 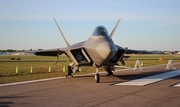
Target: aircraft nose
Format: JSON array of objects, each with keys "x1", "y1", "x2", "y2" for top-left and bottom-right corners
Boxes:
[{"x1": 96, "y1": 41, "x2": 118, "y2": 60}]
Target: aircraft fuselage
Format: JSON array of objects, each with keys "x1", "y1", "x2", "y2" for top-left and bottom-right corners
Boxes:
[{"x1": 64, "y1": 26, "x2": 126, "y2": 67}]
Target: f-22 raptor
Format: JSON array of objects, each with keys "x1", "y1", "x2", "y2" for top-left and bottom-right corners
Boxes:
[{"x1": 35, "y1": 18, "x2": 151, "y2": 83}]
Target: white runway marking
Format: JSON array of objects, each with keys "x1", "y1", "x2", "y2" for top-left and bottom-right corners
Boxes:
[
  {"x1": 116, "y1": 70, "x2": 180, "y2": 86},
  {"x1": 0, "y1": 73, "x2": 96, "y2": 87},
  {"x1": 173, "y1": 83, "x2": 180, "y2": 87},
  {"x1": 1, "y1": 62, "x2": 180, "y2": 87},
  {"x1": 0, "y1": 72, "x2": 113, "y2": 87},
  {"x1": 0, "y1": 77, "x2": 66, "y2": 87}
]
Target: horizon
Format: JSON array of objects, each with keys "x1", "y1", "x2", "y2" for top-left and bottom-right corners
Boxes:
[{"x1": 0, "y1": 0, "x2": 180, "y2": 51}]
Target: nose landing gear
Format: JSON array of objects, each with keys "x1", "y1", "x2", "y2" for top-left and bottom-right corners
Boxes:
[{"x1": 95, "y1": 68, "x2": 100, "y2": 83}]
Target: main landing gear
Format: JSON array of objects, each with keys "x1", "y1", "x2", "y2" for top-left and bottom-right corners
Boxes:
[
  {"x1": 66, "y1": 65, "x2": 101, "y2": 83},
  {"x1": 66, "y1": 66, "x2": 73, "y2": 77},
  {"x1": 104, "y1": 66, "x2": 115, "y2": 76},
  {"x1": 65, "y1": 65, "x2": 114, "y2": 83}
]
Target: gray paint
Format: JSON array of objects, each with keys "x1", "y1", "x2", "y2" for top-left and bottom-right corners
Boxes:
[{"x1": 35, "y1": 19, "x2": 150, "y2": 67}]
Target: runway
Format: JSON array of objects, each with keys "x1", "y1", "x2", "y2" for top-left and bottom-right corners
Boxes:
[{"x1": 1, "y1": 63, "x2": 180, "y2": 107}]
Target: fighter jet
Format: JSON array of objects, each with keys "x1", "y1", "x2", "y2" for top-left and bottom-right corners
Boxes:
[{"x1": 35, "y1": 18, "x2": 151, "y2": 83}]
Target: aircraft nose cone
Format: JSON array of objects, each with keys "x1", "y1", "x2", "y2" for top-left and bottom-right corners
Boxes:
[{"x1": 96, "y1": 42, "x2": 118, "y2": 60}]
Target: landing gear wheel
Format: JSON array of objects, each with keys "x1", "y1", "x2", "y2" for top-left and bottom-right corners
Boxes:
[
  {"x1": 95, "y1": 73, "x2": 100, "y2": 83},
  {"x1": 66, "y1": 66, "x2": 73, "y2": 78},
  {"x1": 107, "y1": 72, "x2": 114, "y2": 77},
  {"x1": 66, "y1": 75, "x2": 73, "y2": 78},
  {"x1": 106, "y1": 69, "x2": 114, "y2": 76}
]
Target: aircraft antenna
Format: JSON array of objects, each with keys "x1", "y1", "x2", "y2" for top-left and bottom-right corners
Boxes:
[
  {"x1": 110, "y1": 18, "x2": 121, "y2": 38},
  {"x1": 53, "y1": 18, "x2": 70, "y2": 47}
]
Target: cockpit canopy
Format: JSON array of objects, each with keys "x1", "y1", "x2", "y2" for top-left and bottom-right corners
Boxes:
[{"x1": 92, "y1": 26, "x2": 109, "y2": 36}]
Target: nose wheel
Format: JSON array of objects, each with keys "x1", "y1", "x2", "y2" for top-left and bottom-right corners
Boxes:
[
  {"x1": 95, "y1": 68, "x2": 100, "y2": 83},
  {"x1": 95, "y1": 73, "x2": 100, "y2": 83}
]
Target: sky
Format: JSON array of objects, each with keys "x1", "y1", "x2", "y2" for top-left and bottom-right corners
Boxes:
[{"x1": 0, "y1": 0, "x2": 180, "y2": 51}]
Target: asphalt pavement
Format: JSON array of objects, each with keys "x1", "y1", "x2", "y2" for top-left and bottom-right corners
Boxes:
[{"x1": 1, "y1": 63, "x2": 180, "y2": 107}]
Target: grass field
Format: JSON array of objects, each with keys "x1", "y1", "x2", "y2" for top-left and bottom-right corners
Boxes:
[{"x1": 0, "y1": 55, "x2": 180, "y2": 84}]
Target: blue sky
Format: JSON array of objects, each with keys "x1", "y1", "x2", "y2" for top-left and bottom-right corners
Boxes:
[{"x1": 0, "y1": 0, "x2": 180, "y2": 51}]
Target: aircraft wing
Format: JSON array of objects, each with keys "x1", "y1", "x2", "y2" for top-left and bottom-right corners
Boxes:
[
  {"x1": 34, "y1": 41, "x2": 87, "y2": 56},
  {"x1": 115, "y1": 44, "x2": 153, "y2": 54},
  {"x1": 35, "y1": 49, "x2": 65, "y2": 56},
  {"x1": 115, "y1": 45, "x2": 152, "y2": 65},
  {"x1": 125, "y1": 49, "x2": 152, "y2": 54}
]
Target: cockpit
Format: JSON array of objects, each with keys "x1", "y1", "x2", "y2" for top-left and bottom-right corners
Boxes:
[{"x1": 92, "y1": 26, "x2": 109, "y2": 36}]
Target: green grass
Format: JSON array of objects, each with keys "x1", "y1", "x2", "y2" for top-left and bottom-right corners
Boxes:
[
  {"x1": 0, "y1": 55, "x2": 67, "y2": 61},
  {"x1": 124, "y1": 55, "x2": 180, "y2": 67},
  {"x1": 0, "y1": 55, "x2": 180, "y2": 84}
]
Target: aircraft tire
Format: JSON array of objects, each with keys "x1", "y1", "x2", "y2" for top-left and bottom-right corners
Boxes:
[
  {"x1": 106, "y1": 67, "x2": 114, "y2": 76},
  {"x1": 66, "y1": 66, "x2": 73, "y2": 78},
  {"x1": 95, "y1": 73, "x2": 100, "y2": 83}
]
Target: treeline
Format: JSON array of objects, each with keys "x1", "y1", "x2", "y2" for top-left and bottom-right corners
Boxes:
[
  {"x1": 0, "y1": 49, "x2": 43, "y2": 52},
  {"x1": 0, "y1": 49, "x2": 25, "y2": 52}
]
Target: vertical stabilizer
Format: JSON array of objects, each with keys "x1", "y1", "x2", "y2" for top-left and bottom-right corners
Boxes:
[
  {"x1": 110, "y1": 18, "x2": 121, "y2": 38},
  {"x1": 53, "y1": 18, "x2": 70, "y2": 47}
]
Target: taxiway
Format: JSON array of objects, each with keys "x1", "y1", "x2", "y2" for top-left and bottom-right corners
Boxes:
[{"x1": 1, "y1": 63, "x2": 180, "y2": 107}]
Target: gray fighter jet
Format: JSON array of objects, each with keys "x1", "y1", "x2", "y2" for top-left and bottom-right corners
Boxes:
[{"x1": 35, "y1": 18, "x2": 151, "y2": 83}]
